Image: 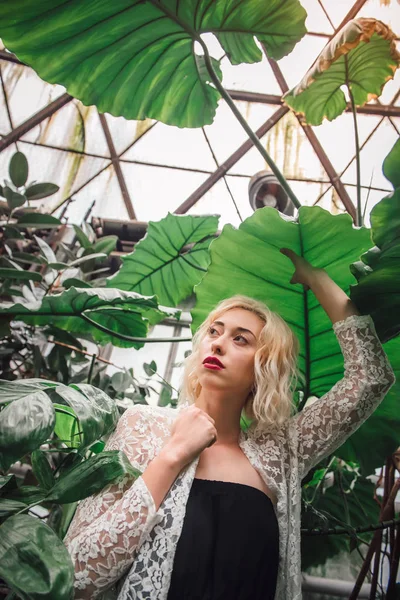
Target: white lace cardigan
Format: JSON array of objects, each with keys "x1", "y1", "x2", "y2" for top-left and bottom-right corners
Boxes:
[{"x1": 64, "y1": 314, "x2": 396, "y2": 600}]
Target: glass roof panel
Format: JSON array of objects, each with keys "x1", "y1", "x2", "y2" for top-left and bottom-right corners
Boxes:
[
  {"x1": 20, "y1": 101, "x2": 110, "y2": 158},
  {"x1": 1, "y1": 60, "x2": 66, "y2": 128},
  {"x1": 122, "y1": 120, "x2": 217, "y2": 171},
  {"x1": 119, "y1": 162, "x2": 208, "y2": 222},
  {"x1": 104, "y1": 112, "x2": 156, "y2": 156},
  {"x1": 58, "y1": 164, "x2": 129, "y2": 224}
]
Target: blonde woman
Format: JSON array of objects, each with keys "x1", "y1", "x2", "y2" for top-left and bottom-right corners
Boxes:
[{"x1": 64, "y1": 248, "x2": 396, "y2": 600}]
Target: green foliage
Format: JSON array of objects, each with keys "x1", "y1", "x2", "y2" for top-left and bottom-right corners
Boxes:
[
  {"x1": 108, "y1": 213, "x2": 219, "y2": 308},
  {"x1": 0, "y1": 287, "x2": 178, "y2": 348},
  {"x1": 0, "y1": 391, "x2": 56, "y2": 471},
  {"x1": 0, "y1": 151, "x2": 60, "y2": 215},
  {"x1": 350, "y1": 137, "x2": 400, "y2": 342},
  {"x1": 284, "y1": 18, "x2": 400, "y2": 125},
  {"x1": 0, "y1": 514, "x2": 74, "y2": 600},
  {"x1": 301, "y1": 460, "x2": 379, "y2": 570},
  {"x1": 0, "y1": 0, "x2": 307, "y2": 127},
  {"x1": 192, "y1": 205, "x2": 400, "y2": 474}
]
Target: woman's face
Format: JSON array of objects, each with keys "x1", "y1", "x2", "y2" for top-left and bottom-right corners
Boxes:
[{"x1": 197, "y1": 308, "x2": 265, "y2": 398}]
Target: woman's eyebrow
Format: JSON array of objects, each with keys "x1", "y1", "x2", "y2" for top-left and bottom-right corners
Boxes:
[{"x1": 213, "y1": 320, "x2": 256, "y2": 339}]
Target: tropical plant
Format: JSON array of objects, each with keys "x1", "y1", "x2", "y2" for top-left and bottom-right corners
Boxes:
[
  {"x1": 283, "y1": 18, "x2": 400, "y2": 226},
  {"x1": 0, "y1": 1, "x2": 399, "y2": 595},
  {"x1": 0, "y1": 378, "x2": 136, "y2": 600}
]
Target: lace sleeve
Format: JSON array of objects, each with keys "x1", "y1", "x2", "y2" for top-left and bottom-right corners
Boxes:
[
  {"x1": 293, "y1": 314, "x2": 396, "y2": 480},
  {"x1": 63, "y1": 405, "x2": 164, "y2": 599}
]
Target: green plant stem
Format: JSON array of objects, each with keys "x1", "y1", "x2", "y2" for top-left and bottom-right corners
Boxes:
[
  {"x1": 200, "y1": 41, "x2": 301, "y2": 210},
  {"x1": 80, "y1": 313, "x2": 192, "y2": 343},
  {"x1": 346, "y1": 56, "x2": 362, "y2": 227},
  {"x1": 87, "y1": 353, "x2": 97, "y2": 384}
]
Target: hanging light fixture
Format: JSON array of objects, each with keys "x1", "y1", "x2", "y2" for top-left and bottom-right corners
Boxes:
[{"x1": 248, "y1": 171, "x2": 295, "y2": 216}]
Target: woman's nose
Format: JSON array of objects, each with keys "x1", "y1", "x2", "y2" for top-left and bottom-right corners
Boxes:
[{"x1": 211, "y1": 338, "x2": 223, "y2": 354}]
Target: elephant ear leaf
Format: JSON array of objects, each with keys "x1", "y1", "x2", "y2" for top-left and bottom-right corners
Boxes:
[
  {"x1": 283, "y1": 18, "x2": 400, "y2": 125},
  {"x1": 0, "y1": 0, "x2": 306, "y2": 127},
  {"x1": 107, "y1": 213, "x2": 219, "y2": 308},
  {"x1": 349, "y1": 138, "x2": 400, "y2": 343}
]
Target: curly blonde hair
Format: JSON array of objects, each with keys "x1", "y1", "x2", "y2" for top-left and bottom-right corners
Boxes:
[{"x1": 177, "y1": 295, "x2": 302, "y2": 436}]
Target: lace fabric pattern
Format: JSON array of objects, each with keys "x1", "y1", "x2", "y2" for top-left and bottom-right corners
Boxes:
[{"x1": 64, "y1": 314, "x2": 396, "y2": 600}]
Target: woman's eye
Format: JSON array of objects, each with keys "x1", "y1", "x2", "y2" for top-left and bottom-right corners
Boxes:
[
  {"x1": 209, "y1": 327, "x2": 218, "y2": 335},
  {"x1": 235, "y1": 335, "x2": 247, "y2": 343}
]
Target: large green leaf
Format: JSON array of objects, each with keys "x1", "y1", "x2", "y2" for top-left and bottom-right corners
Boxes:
[
  {"x1": 192, "y1": 206, "x2": 399, "y2": 473},
  {"x1": 0, "y1": 392, "x2": 56, "y2": 471},
  {"x1": 350, "y1": 137, "x2": 400, "y2": 342},
  {"x1": 283, "y1": 18, "x2": 400, "y2": 125},
  {"x1": 45, "y1": 451, "x2": 139, "y2": 503},
  {"x1": 0, "y1": 379, "x2": 56, "y2": 405},
  {"x1": 0, "y1": 287, "x2": 178, "y2": 348},
  {"x1": 53, "y1": 384, "x2": 119, "y2": 448},
  {"x1": 108, "y1": 213, "x2": 218, "y2": 307},
  {"x1": 0, "y1": 0, "x2": 306, "y2": 128},
  {"x1": 0, "y1": 514, "x2": 74, "y2": 600}
]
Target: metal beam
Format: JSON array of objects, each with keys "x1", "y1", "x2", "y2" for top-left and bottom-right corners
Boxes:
[
  {"x1": 174, "y1": 105, "x2": 289, "y2": 214},
  {"x1": 264, "y1": 54, "x2": 356, "y2": 219},
  {"x1": 98, "y1": 112, "x2": 136, "y2": 220},
  {"x1": 226, "y1": 90, "x2": 400, "y2": 118},
  {"x1": 0, "y1": 93, "x2": 73, "y2": 152}
]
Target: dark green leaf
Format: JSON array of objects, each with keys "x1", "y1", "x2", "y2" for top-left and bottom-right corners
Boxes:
[
  {"x1": 0, "y1": 392, "x2": 56, "y2": 471},
  {"x1": 45, "y1": 451, "x2": 139, "y2": 503},
  {"x1": 0, "y1": 498, "x2": 27, "y2": 517},
  {"x1": 0, "y1": 514, "x2": 74, "y2": 600},
  {"x1": 63, "y1": 277, "x2": 93, "y2": 289},
  {"x1": 0, "y1": 474, "x2": 18, "y2": 496},
  {"x1": 3, "y1": 185, "x2": 26, "y2": 210},
  {"x1": 16, "y1": 213, "x2": 61, "y2": 229},
  {"x1": 72, "y1": 224, "x2": 92, "y2": 250},
  {"x1": 111, "y1": 371, "x2": 133, "y2": 393},
  {"x1": 108, "y1": 213, "x2": 218, "y2": 308},
  {"x1": 25, "y1": 182, "x2": 59, "y2": 200},
  {"x1": 93, "y1": 235, "x2": 118, "y2": 255},
  {"x1": 0, "y1": 378, "x2": 57, "y2": 405},
  {"x1": 143, "y1": 360, "x2": 157, "y2": 377},
  {"x1": 3, "y1": 225, "x2": 24, "y2": 239},
  {"x1": 12, "y1": 251, "x2": 47, "y2": 265},
  {"x1": 0, "y1": 267, "x2": 42, "y2": 282},
  {"x1": 159, "y1": 386, "x2": 172, "y2": 407},
  {"x1": 9, "y1": 151, "x2": 28, "y2": 187},
  {"x1": 31, "y1": 449, "x2": 55, "y2": 490},
  {"x1": 47, "y1": 261, "x2": 69, "y2": 270}
]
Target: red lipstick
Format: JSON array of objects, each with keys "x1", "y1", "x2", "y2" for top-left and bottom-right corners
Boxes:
[{"x1": 203, "y1": 356, "x2": 225, "y2": 370}]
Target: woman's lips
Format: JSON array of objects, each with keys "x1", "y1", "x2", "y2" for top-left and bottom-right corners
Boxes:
[{"x1": 203, "y1": 363, "x2": 223, "y2": 370}]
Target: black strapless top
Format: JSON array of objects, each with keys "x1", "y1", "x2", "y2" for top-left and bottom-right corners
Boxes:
[{"x1": 166, "y1": 478, "x2": 280, "y2": 600}]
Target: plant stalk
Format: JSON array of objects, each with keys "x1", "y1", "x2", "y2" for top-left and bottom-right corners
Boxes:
[
  {"x1": 200, "y1": 42, "x2": 301, "y2": 210},
  {"x1": 345, "y1": 56, "x2": 362, "y2": 227}
]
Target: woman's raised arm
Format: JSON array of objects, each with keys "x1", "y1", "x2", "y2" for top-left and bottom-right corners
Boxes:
[{"x1": 280, "y1": 250, "x2": 396, "y2": 479}]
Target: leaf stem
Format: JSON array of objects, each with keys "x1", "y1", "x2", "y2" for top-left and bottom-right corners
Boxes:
[
  {"x1": 345, "y1": 56, "x2": 362, "y2": 227},
  {"x1": 200, "y1": 40, "x2": 301, "y2": 210},
  {"x1": 80, "y1": 313, "x2": 192, "y2": 343},
  {"x1": 87, "y1": 353, "x2": 97, "y2": 384}
]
